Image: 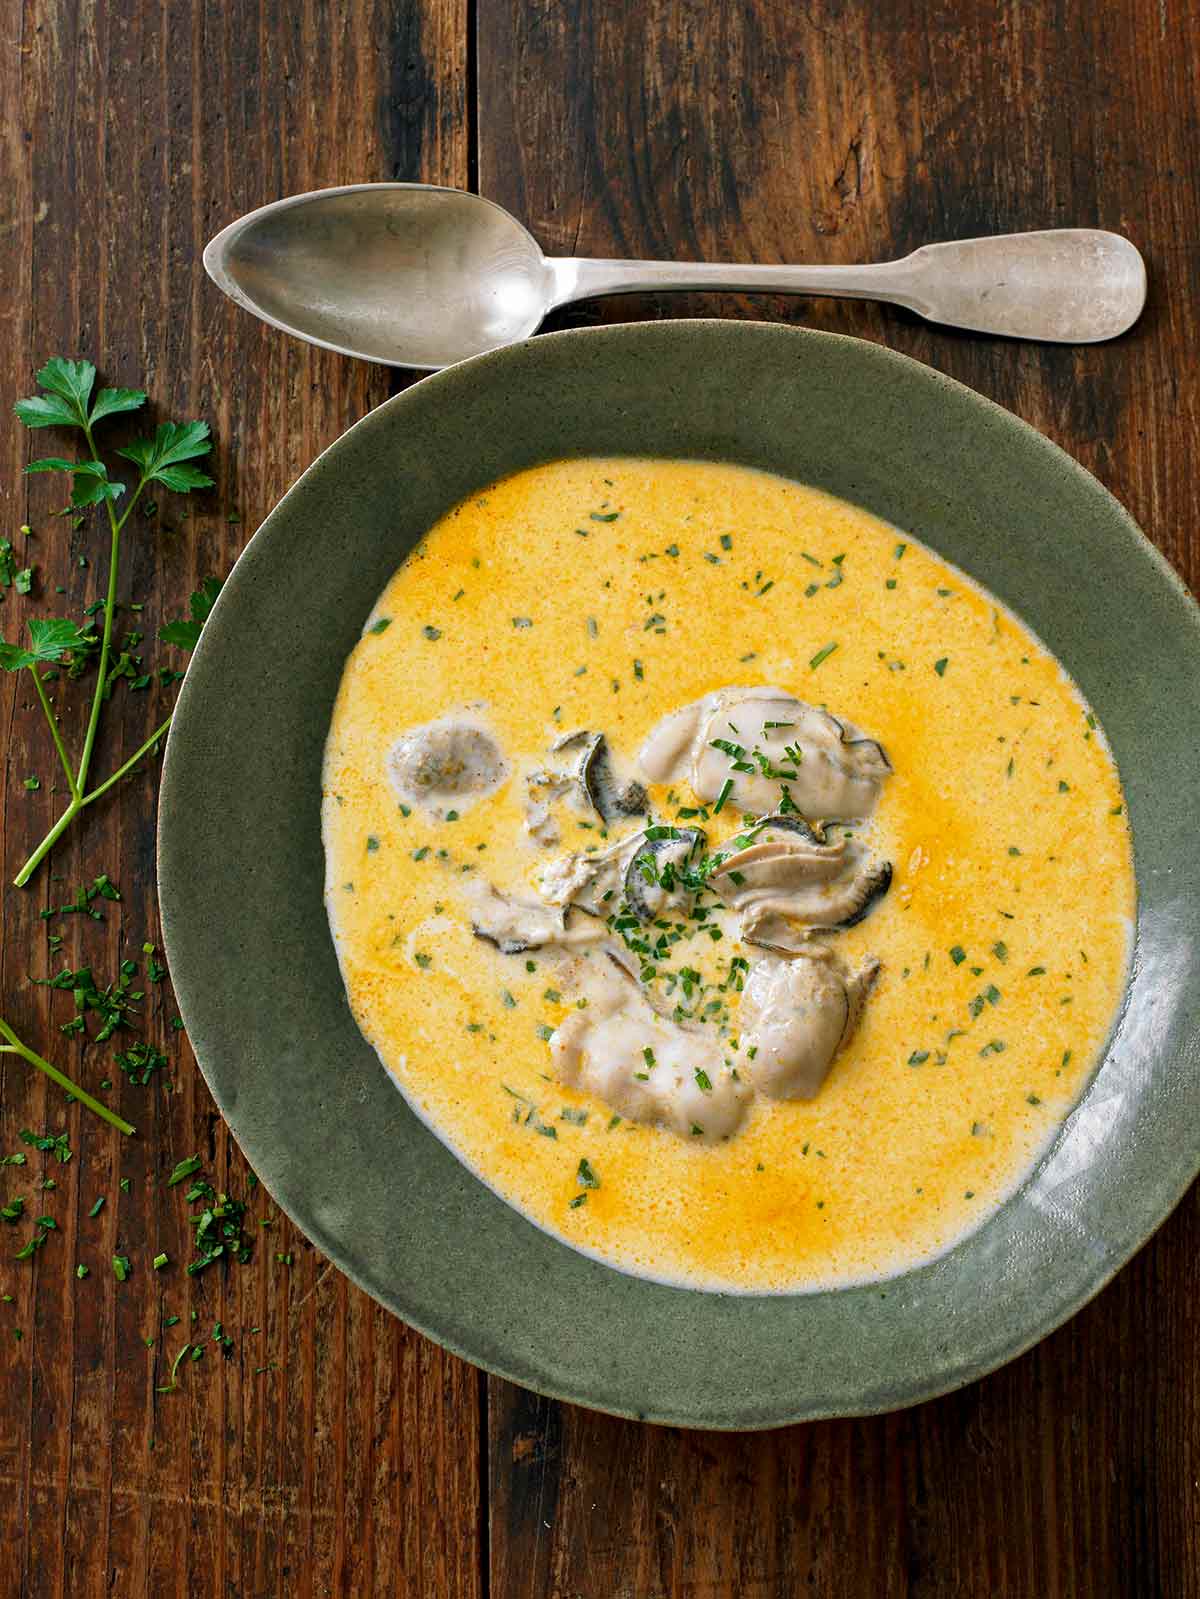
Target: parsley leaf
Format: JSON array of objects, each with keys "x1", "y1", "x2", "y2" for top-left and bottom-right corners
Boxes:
[
  {"x1": 158, "y1": 576, "x2": 223, "y2": 651},
  {"x1": 15, "y1": 358, "x2": 97, "y2": 429},
  {"x1": 115, "y1": 420, "x2": 214, "y2": 492},
  {"x1": 0, "y1": 618, "x2": 92, "y2": 672}
]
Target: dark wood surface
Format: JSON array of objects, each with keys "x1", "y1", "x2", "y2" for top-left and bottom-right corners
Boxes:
[{"x1": 0, "y1": 1, "x2": 1196, "y2": 1593}]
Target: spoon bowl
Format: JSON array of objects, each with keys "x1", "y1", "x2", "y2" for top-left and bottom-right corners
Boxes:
[
  {"x1": 204, "y1": 184, "x2": 1148, "y2": 369},
  {"x1": 205, "y1": 186, "x2": 551, "y2": 368}
]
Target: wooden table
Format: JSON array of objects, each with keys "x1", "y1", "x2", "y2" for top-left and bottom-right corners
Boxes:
[{"x1": 1, "y1": 2, "x2": 1197, "y2": 1593}]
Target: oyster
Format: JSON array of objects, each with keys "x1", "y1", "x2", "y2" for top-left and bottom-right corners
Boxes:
[
  {"x1": 466, "y1": 881, "x2": 605, "y2": 954},
  {"x1": 551, "y1": 958, "x2": 749, "y2": 1142},
  {"x1": 640, "y1": 686, "x2": 890, "y2": 821},
  {"x1": 736, "y1": 946, "x2": 878, "y2": 1099},
  {"x1": 556, "y1": 729, "x2": 647, "y2": 822},
  {"x1": 709, "y1": 816, "x2": 891, "y2": 951},
  {"x1": 389, "y1": 714, "x2": 508, "y2": 819},
  {"x1": 623, "y1": 827, "x2": 705, "y2": 922}
]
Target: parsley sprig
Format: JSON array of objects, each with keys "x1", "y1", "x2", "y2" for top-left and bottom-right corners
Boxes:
[
  {"x1": 0, "y1": 357, "x2": 224, "y2": 1136},
  {"x1": 5, "y1": 359, "x2": 218, "y2": 888}
]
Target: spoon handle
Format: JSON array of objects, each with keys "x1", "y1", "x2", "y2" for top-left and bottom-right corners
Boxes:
[{"x1": 546, "y1": 229, "x2": 1146, "y2": 344}]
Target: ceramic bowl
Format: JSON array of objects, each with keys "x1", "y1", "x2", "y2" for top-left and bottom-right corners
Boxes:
[{"x1": 158, "y1": 322, "x2": 1200, "y2": 1428}]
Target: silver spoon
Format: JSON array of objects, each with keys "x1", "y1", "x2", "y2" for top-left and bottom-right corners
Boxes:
[{"x1": 203, "y1": 183, "x2": 1147, "y2": 370}]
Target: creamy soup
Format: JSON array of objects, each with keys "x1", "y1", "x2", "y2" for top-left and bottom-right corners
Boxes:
[{"x1": 323, "y1": 459, "x2": 1133, "y2": 1292}]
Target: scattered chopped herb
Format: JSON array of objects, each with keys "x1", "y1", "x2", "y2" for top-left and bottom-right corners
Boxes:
[
  {"x1": 20, "y1": 1129, "x2": 72, "y2": 1163},
  {"x1": 949, "y1": 945, "x2": 966, "y2": 965},
  {"x1": 166, "y1": 1155, "x2": 202, "y2": 1187},
  {"x1": 576, "y1": 1158, "x2": 600, "y2": 1190},
  {"x1": 368, "y1": 617, "x2": 391, "y2": 635},
  {"x1": 114, "y1": 1041, "x2": 167, "y2": 1085},
  {"x1": 992, "y1": 942, "x2": 1008, "y2": 962},
  {"x1": 153, "y1": 1253, "x2": 169, "y2": 1270},
  {"x1": 809, "y1": 641, "x2": 838, "y2": 670},
  {"x1": 112, "y1": 1255, "x2": 131, "y2": 1281},
  {"x1": 934, "y1": 657, "x2": 948, "y2": 676},
  {"x1": 421, "y1": 625, "x2": 442, "y2": 641},
  {"x1": 568, "y1": 1193, "x2": 587, "y2": 1209}
]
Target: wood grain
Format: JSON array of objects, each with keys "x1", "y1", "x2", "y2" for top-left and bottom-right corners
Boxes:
[
  {"x1": 3, "y1": 0, "x2": 1200, "y2": 1593},
  {"x1": 477, "y1": 1, "x2": 1200, "y2": 1595},
  {"x1": 0, "y1": 2, "x2": 477, "y2": 1596}
]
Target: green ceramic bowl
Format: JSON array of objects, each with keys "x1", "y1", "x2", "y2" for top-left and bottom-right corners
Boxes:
[{"x1": 158, "y1": 322, "x2": 1200, "y2": 1429}]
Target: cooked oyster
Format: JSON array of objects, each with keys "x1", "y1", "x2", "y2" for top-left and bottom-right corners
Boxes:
[
  {"x1": 539, "y1": 831, "x2": 645, "y2": 915},
  {"x1": 640, "y1": 686, "x2": 890, "y2": 821},
  {"x1": 623, "y1": 827, "x2": 705, "y2": 922},
  {"x1": 709, "y1": 816, "x2": 891, "y2": 951},
  {"x1": 737, "y1": 947, "x2": 878, "y2": 1099},
  {"x1": 523, "y1": 767, "x2": 574, "y2": 846},
  {"x1": 553, "y1": 729, "x2": 647, "y2": 822},
  {"x1": 389, "y1": 714, "x2": 508, "y2": 818},
  {"x1": 550, "y1": 958, "x2": 749, "y2": 1142},
  {"x1": 466, "y1": 880, "x2": 606, "y2": 954}
]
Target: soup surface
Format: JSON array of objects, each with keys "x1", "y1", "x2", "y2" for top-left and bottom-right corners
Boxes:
[{"x1": 323, "y1": 458, "x2": 1133, "y2": 1291}]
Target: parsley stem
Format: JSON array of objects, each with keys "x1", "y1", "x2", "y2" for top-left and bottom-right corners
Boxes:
[
  {"x1": 11, "y1": 797, "x2": 81, "y2": 888},
  {"x1": 12, "y1": 703, "x2": 169, "y2": 887},
  {"x1": 11, "y1": 463, "x2": 154, "y2": 888},
  {"x1": 74, "y1": 436, "x2": 142, "y2": 795},
  {"x1": 79, "y1": 714, "x2": 173, "y2": 808},
  {"x1": 0, "y1": 1016, "x2": 134, "y2": 1136},
  {"x1": 31, "y1": 667, "x2": 81, "y2": 800}
]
